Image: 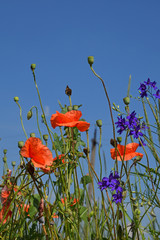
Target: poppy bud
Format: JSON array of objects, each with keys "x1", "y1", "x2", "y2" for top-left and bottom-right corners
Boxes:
[
  {"x1": 88, "y1": 56, "x2": 94, "y2": 66},
  {"x1": 73, "y1": 105, "x2": 78, "y2": 110},
  {"x1": 3, "y1": 157, "x2": 7, "y2": 163},
  {"x1": 3, "y1": 149, "x2": 7, "y2": 154},
  {"x1": 12, "y1": 161, "x2": 16, "y2": 167},
  {"x1": 117, "y1": 137, "x2": 122, "y2": 143},
  {"x1": 135, "y1": 156, "x2": 142, "y2": 161},
  {"x1": 83, "y1": 148, "x2": 90, "y2": 156},
  {"x1": 43, "y1": 134, "x2": 48, "y2": 141},
  {"x1": 67, "y1": 106, "x2": 73, "y2": 111},
  {"x1": 14, "y1": 96, "x2": 19, "y2": 102},
  {"x1": 31, "y1": 64, "x2": 36, "y2": 71},
  {"x1": 123, "y1": 97, "x2": 130, "y2": 105},
  {"x1": 110, "y1": 139, "x2": 117, "y2": 147},
  {"x1": 27, "y1": 110, "x2": 32, "y2": 120},
  {"x1": 18, "y1": 141, "x2": 24, "y2": 148},
  {"x1": 96, "y1": 120, "x2": 102, "y2": 127},
  {"x1": 30, "y1": 133, "x2": 35, "y2": 137},
  {"x1": 148, "y1": 201, "x2": 152, "y2": 206},
  {"x1": 89, "y1": 211, "x2": 94, "y2": 217},
  {"x1": 65, "y1": 85, "x2": 72, "y2": 96}
]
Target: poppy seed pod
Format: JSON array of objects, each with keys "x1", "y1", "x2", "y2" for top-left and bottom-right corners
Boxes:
[
  {"x1": 12, "y1": 161, "x2": 16, "y2": 167},
  {"x1": 96, "y1": 119, "x2": 102, "y2": 127},
  {"x1": 123, "y1": 97, "x2": 130, "y2": 105},
  {"x1": 43, "y1": 134, "x2": 49, "y2": 141},
  {"x1": 117, "y1": 137, "x2": 122, "y2": 144},
  {"x1": 30, "y1": 64, "x2": 36, "y2": 71},
  {"x1": 3, "y1": 149, "x2": 7, "y2": 154},
  {"x1": 18, "y1": 141, "x2": 24, "y2": 149},
  {"x1": 14, "y1": 96, "x2": 19, "y2": 102},
  {"x1": 30, "y1": 133, "x2": 35, "y2": 137},
  {"x1": 27, "y1": 110, "x2": 32, "y2": 120},
  {"x1": 88, "y1": 56, "x2": 94, "y2": 66},
  {"x1": 135, "y1": 209, "x2": 141, "y2": 215}
]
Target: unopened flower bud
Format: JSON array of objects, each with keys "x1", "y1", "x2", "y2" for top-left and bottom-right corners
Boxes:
[
  {"x1": 3, "y1": 149, "x2": 7, "y2": 154},
  {"x1": 135, "y1": 156, "x2": 142, "y2": 161},
  {"x1": 67, "y1": 106, "x2": 73, "y2": 111},
  {"x1": 27, "y1": 110, "x2": 32, "y2": 120},
  {"x1": 73, "y1": 105, "x2": 78, "y2": 110},
  {"x1": 88, "y1": 56, "x2": 94, "y2": 66},
  {"x1": 18, "y1": 141, "x2": 24, "y2": 148},
  {"x1": 65, "y1": 85, "x2": 72, "y2": 96},
  {"x1": 123, "y1": 97, "x2": 130, "y2": 105},
  {"x1": 12, "y1": 161, "x2": 16, "y2": 167},
  {"x1": 30, "y1": 64, "x2": 36, "y2": 71},
  {"x1": 14, "y1": 96, "x2": 19, "y2": 102},
  {"x1": 96, "y1": 120, "x2": 102, "y2": 127},
  {"x1": 43, "y1": 134, "x2": 48, "y2": 141},
  {"x1": 117, "y1": 137, "x2": 122, "y2": 143},
  {"x1": 3, "y1": 157, "x2": 7, "y2": 163},
  {"x1": 30, "y1": 133, "x2": 35, "y2": 137}
]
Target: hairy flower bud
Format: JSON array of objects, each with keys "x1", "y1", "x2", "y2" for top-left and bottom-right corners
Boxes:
[
  {"x1": 88, "y1": 56, "x2": 94, "y2": 66},
  {"x1": 43, "y1": 134, "x2": 49, "y2": 141},
  {"x1": 12, "y1": 161, "x2": 16, "y2": 167},
  {"x1": 117, "y1": 137, "x2": 122, "y2": 143},
  {"x1": 123, "y1": 97, "x2": 130, "y2": 105},
  {"x1": 31, "y1": 64, "x2": 36, "y2": 71},
  {"x1": 3, "y1": 149, "x2": 7, "y2": 154},
  {"x1": 30, "y1": 133, "x2": 35, "y2": 137},
  {"x1": 96, "y1": 119, "x2": 102, "y2": 127},
  {"x1": 65, "y1": 85, "x2": 72, "y2": 96},
  {"x1": 18, "y1": 141, "x2": 24, "y2": 149},
  {"x1": 27, "y1": 110, "x2": 32, "y2": 120},
  {"x1": 14, "y1": 96, "x2": 19, "y2": 102}
]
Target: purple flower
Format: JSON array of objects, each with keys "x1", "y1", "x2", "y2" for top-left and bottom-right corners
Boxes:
[
  {"x1": 126, "y1": 111, "x2": 138, "y2": 129},
  {"x1": 153, "y1": 89, "x2": 160, "y2": 99},
  {"x1": 129, "y1": 124, "x2": 144, "y2": 139},
  {"x1": 138, "y1": 83, "x2": 147, "y2": 98},
  {"x1": 98, "y1": 171, "x2": 124, "y2": 204},
  {"x1": 112, "y1": 192, "x2": 123, "y2": 204},
  {"x1": 144, "y1": 78, "x2": 151, "y2": 86},
  {"x1": 139, "y1": 138, "x2": 146, "y2": 147},
  {"x1": 115, "y1": 116, "x2": 127, "y2": 134},
  {"x1": 150, "y1": 81, "x2": 157, "y2": 90}
]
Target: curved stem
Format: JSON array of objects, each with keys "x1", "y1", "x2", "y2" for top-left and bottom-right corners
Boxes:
[{"x1": 16, "y1": 102, "x2": 28, "y2": 139}]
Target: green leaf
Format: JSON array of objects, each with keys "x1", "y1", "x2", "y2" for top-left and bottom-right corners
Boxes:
[{"x1": 80, "y1": 175, "x2": 92, "y2": 187}]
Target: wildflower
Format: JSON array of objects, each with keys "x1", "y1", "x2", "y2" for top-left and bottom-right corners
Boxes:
[
  {"x1": 110, "y1": 142, "x2": 143, "y2": 161},
  {"x1": 153, "y1": 89, "x2": 160, "y2": 99},
  {"x1": 115, "y1": 116, "x2": 127, "y2": 134},
  {"x1": 98, "y1": 171, "x2": 124, "y2": 204},
  {"x1": 61, "y1": 197, "x2": 79, "y2": 206},
  {"x1": 50, "y1": 110, "x2": 90, "y2": 132},
  {"x1": 126, "y1": 111, "x2": 138, "y2": 129},
  {"x1": 138, "y1": 83, "x2": 147, "y2": 98},
  {"x1": 21, "y1": 137, "x2": 54, "y2": 171},
  {"x1": 112, "y1": 192, "x2": 123, "y2": 204}
]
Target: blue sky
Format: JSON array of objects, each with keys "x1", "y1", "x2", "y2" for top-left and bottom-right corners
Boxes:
[{"x1": 0, "y1": 1, "x2": 160, "y2": 177}]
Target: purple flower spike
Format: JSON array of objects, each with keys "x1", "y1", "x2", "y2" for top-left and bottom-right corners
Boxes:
[
  {"x1": 115, "y1": 116, "x2": 127, "y2": 134},
  {"x1": 153, "y1": 89, "x2": 160, "y2": 99},
  {"x1": 112, "y1": 192, "x2": 123, "y2": 204}
]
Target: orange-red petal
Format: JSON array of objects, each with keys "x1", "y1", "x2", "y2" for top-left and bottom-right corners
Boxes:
[
  {"x1": 21, "y1": 137, "x2": 54, "y2": 168},
  {"x1": 110, "y1": 143, "x2": 143, "y2": 161},
  {"x1": 50, "y1": 110, "x2": 90, "y2": 132}
]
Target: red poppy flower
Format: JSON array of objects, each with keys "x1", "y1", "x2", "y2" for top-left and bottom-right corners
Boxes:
[
  {"x1": 50, "y1": 110, "x2": 90, "y2": 132},
  {"x1": 61, "y1": 197, "x2": 79, "y2": 206},
  {"x1": 110, "y1": 143, "x2": 143, "y2": 161},
  {"x1": 21, "y1": 137, "x2": 54, "y2": 169}
]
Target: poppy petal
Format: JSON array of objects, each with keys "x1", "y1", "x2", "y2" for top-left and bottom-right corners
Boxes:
[
  {"x1": 21, "y1": 137, "x2": 54, "y2": 168},
  {"x1": 110, "y1": 143, "x2": 143, "y2": 161}
]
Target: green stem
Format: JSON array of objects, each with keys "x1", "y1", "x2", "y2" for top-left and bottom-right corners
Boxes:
[{"x1": 16, "y1": 102, "x2": 28, "y2": 139}]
